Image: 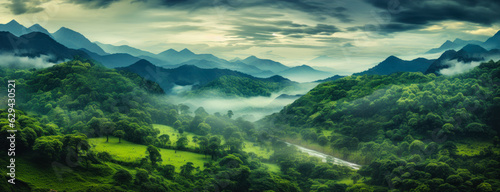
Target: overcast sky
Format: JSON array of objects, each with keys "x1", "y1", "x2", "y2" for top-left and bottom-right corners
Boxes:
[{"x1": 1, "y1": 0, "x2": 499, "y2": 73}]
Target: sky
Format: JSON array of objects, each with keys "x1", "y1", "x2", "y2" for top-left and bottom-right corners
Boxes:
[{"x1": 1, "y1": 0, "x2": 499, "y2": 73}]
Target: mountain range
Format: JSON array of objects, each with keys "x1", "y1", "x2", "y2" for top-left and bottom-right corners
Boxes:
[
  {"x1": 425, "y1": 44, "x2": 500, "y2": 74},
  {"x1": 426, "y1": 30, "x2": 500, "y2": 53},
  {"x1": 0, "y1": 31, "x2": 90, "y2": 62},
  {"x1": 2, "y1": 20, "x2": 500, "y2": 85},
  {"x1": 353, "y1": 56, "x2": 434, "y2": 76},
  {"x1": 117, "y1": 59, "x2": 294, "y2": 94},
  {"x1": 277, "y1": 65, "x2": 333, "y2": 82}
]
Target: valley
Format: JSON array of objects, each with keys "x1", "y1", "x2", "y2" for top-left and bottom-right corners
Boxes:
[{"x1": 0, "y1": 13, "x2": 500, "y2": 192}]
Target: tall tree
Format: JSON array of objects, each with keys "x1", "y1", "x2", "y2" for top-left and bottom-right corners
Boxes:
[
  {"x1": 146, "y1": 145, "x2": 162, "y2": 166},
  {"x1": 113, "y1": 130, "x2": 125, "y2": 143}
]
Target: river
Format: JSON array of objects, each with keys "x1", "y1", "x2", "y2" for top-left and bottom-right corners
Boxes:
[{"x1": 285, "y1": 142, "x2": 362, "y2": 170}]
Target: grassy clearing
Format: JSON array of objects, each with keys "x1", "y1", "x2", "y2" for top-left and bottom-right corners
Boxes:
[
  {"x1": 14, "y1": 157, "x2": 115, "y2": 192},
  {"x1": 456, "y1": 139, "x2": 499, "y2": 156},
  {"x1": 154, "y1": 124, "x2": 199, "y2": 148},
  {"x1": 243, "y1": 141, "x2": 273, "y2": 159},
  {"x1": 154, "y1": 124, "x2": 274, "y2": 159},
  {"x1": 262, "y1": 163, "x2": 280, "y2": 173},
  {"x1": 89, "y1": 137, "x2": 209, "y2": 172}
]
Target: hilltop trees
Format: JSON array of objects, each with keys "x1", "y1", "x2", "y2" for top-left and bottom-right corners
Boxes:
[
  {"x1": 176, "y1": 136, "x2": 189, "y2": 150},
  {"x1": 113, "y1": 130, "x2": 125, "y2": 143},
  {"x1": 146, "y1": 145, "x2": 162, "y2": 166},
  {"x1": 113, "y1": 169, "x2": 133, "y2": 185},
  {"x1": 158, "y1": 134, "x2": 170, "y2": 147}
]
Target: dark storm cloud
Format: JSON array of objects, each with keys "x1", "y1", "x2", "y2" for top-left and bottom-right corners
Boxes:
[
  {"x1": 141, "y1": 0, "x2": 352, "y2": 23},
  {"x1": 5, "y1": 0, "x2": 45, "y2": 15},
  {"x1": 229, "y1": 23, "x2": 341, "y2": 41},
  {"x1": 67, "y1": 0, "x2": 120, "y2": 8},
  {"x1": 365, "y1": 0, "x2": 500, "y2": 26},
  {"x1": 348, "y1": 23, "x2": 424, "y2": 33}
]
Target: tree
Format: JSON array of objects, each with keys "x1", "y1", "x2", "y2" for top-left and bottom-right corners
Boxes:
[
  {"x1": 113, "y1": 130, "x2": 125, "y2": 143},
  {"x1": 173, "y1": 120, "x2": 182, "y2": 129},
  {"x1": 32, "y1": 136, "x2": 63, "y2": 161},
  {"x1": 146, "y1": 145, "x2": 162, "y2": 166},
  {"x1": 179, "y1": 104, "x2": 190, "y2": 115},
  {"x1": 318, "y1": 135, "x2": 328, "y2": 146},
  {"x1": 225, "y1": 137, "x2": 244, "y2": 153},
  {"x1": 180, "y1": 162, "x2": 195, "y2": 178},
  {"x1": 113, "y1": 169, "x2": 132, "y2": 185},
  {"x1": 194, "y1": 107, "x2": 209, "y2": 117},
  {"x1": 159, "y1": 134, "x2": 170, "y2": 147},
  {"x1": 135, "y1": 168, "x2": 149, "y2": 184},
  {"x1": 409, "y1": 140, "x2": 425, "y2": 154},
  {"x1": 160, "y1": 165, "x2": 175, "y2": 179},
  {"x1": 477, "y1": 182, "x2": 493, "y2": 192},
  {"x1": 196, "y1": 123, "x2": 211, "y2": 136},
  {"x1": 227, "y1": 110, "x2": 234, "y2": 119},
  {"x1": 197, "y1": 136, "x2": 209, "y2": 157},
  {"x1": 102, "y1": 121, "x2": 116, "y2": 142},
  {"x1": 176, "y1": 136, "x2": 188, "y2": 150},
  {"x1": 208, "y1": 136, "x2": 221, "y2": 160}
]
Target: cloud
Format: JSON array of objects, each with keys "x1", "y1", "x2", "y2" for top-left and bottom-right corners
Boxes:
[
  {"x1": 67, "y1": 0, "x2": 120, "y2": 8},
  {"x1": 0, "y1": 53, "x2": 57, "y2": 69},
  {"x1": 5, "y1": 0, "x2": 46, "y2": 15},
  {"x1": 228, "y1": 22, "x2": 341, "y2": 41},
  {"x1": 439, "y1": 60, "x2": 481, "y2": 76},
  {"x1": 135, "y1": 0, "x2": 352, "y2": 22},
  {"x1": 153, "y1": 25, "x2": 204, "y2": 33},
  {"x1": 365, "y1": 0, "x2": 500, "y2": 33}
]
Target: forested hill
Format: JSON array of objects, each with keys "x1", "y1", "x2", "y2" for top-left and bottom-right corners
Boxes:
[
  {"x1": 185, "y1": 75, "x2": 296, "y2": 98},
  {"x1": 0, "y1": 59, "x2": 175, "y2": 144},
  {"x1": 118, "y1": 59, "x2": 296, "y2": 96},
  {"x1": 259, "y1": 60, "x2": 500, "y2": 191}
]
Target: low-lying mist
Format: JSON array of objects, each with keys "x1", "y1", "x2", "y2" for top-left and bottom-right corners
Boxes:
[
  {"x1": 0, "y1": 53, "x2": 57, "y2": 69},
  {"x1": 439, "y1": 57, "x2": 500, "y2": 76},
  {"x1": 166, "y1": 83, "x2": 318, "y2": 121}
]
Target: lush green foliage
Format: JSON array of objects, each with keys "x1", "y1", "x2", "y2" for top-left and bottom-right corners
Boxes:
[
  {"x1": 260, "y1": 60, "x2": 500, "y2": 191},
  {"x1": 186, "y1": 76, "x2": 295, "y2": 98}
]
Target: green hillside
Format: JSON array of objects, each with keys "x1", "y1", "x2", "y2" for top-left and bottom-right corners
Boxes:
[
  {"x1": 1, "y1": 59, "x2": 355, "y2": 192},
  {"x1": 260, "y1": 60, "x2": 500, "y2": 191},
  {"x1": 186, "y1": 75, "x2": 296, "y2": 98}
]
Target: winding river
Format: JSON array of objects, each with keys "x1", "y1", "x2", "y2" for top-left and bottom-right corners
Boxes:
[{"x1": 285, "y1": 142, "x2": 362, "y2": 170}]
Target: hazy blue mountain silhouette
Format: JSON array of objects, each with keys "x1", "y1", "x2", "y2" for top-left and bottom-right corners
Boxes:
[
  {"x1": 95, "y1": 42, "x2": 157, "y2": 58},
  {"x1": 425, "y1": 44, "x2": 500, "y2": 74},
  {"x1": 277, "y1": 65, "x2": 332, "y2": 82},
  {"x1": 315, "y1": 75, "x2": 347, "y2": 83},
  {"x1": 118, "y1": 59, "x2": 291, "y2": 93},
  {"x1": 53, "y1": 27, "x2": 107, "y2": 55},
  {"x1": 483, "y1": 30, "x2": 500, "y2": 50},
  {"x1": 353, "y1": 56, "x2": 434, "y2": 76},
  {"x1": 0, "y1": 31, "x2": 90, "y2": 62},
  {"x1": 426, "y1": 30, "x2": 500, "y2": 53},
  {"x1": 242, "y1": 55, "x2": 290, "y2": 73}
]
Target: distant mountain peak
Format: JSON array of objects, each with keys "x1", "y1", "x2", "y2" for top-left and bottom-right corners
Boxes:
[
  {"x1": 131, "y1": 59, "x2": 155, "y2": 67},
  {"x1": 29, "y1": 23, "x2": 42, "y2": 28},
  {"x1": 180, "y1": 48, "x2": 194, "y2": 54},
  {"x1": 493, "y1": 30, "x2": 500, "y2": 37},
  {"x1": 6, "y1": 20, "x2": 21, "y2": 26},
  {"x1": 296, "y1": 64, "x2": 313, "y2": 69},
  {"x1": 57, "y1": 26, "x2": 69, "y2": 31},
  {"x1": 246, "y1": 55, "x2": 258, "y2": 60},
  {"x1": 384, "y1": 55, "x2": 402, "y2": 62},
  {"x1": 459, "y1": 44, "x2": 487, "y2": 53},
  {"x1": 160, "y1": 48, "x2": 178, "y2": 55}
]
